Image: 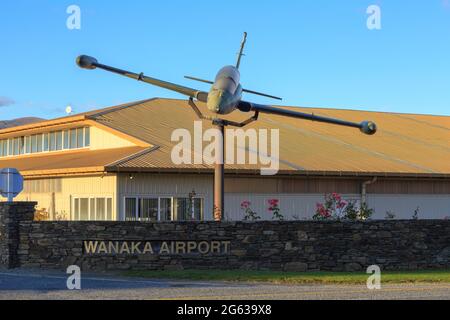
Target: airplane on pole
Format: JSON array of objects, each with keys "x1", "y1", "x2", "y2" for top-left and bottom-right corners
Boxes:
[{"x1": 76, "y1": 32, "x2": 377, "y2": 221}]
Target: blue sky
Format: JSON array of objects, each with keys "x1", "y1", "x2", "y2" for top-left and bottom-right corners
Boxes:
[{"x1": 1, "y1": 1, "x2": 449, "y2": 120}]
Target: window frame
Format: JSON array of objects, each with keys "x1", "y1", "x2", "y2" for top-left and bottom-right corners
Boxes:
[
  {"x1": 123, "y1": 196, "x2": 204, "y2": 222},
  {"x1": 72, "y1": 195, "x2": 114, "y2": 221},
  {"x1": 0, "y1": 127, "x2": 91, "y2": 158}
]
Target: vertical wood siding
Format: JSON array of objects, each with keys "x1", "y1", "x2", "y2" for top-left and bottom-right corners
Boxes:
[{"x1": 14, "y1": 175, "x2": 117, "y2": 220}]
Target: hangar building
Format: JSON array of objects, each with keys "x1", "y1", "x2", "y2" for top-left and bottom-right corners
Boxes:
[{"x1": 1, "y1": 98, "x2": 449, "y2": 221}]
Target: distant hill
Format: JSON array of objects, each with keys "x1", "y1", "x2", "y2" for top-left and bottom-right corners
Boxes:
[{"x1": 0, "y1": 117, "x2": 45, "y2": 130}]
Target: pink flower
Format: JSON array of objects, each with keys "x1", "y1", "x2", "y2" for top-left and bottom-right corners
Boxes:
[
  {"x1": 316, "y1": 203, "x2": 331, "y2": 218},
  {"x1": 268, "y1": 199, "x2": 279, "y2": 207},
  {"x1": 241, "y1": 201, "x2": 251, "y2": 209},
  {"x1": 332, "y1": 193, "x2": 342, "y2": 201},
  {"x1": 337, "y1": 200, "x2": 348, "y2": 209}
]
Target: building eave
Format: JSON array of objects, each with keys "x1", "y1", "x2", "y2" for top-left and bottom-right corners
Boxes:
[{"x1": 103, "y1": 167, "x2": 450, "y2": 180}]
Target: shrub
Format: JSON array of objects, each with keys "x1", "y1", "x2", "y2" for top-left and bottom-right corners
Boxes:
[
  {"x1": 34, "y1": 208, "x2": 49, "y2": 221},
  {"x1": 241, "y1": 201, "x2": 260, "y2": 221},
  {"x1": 412, "y1": 206, "x2": 420, "y2": 220},
  {"x1": 268, "y1": 199, "x2": 284, "y2": 221},
  {"x1": 313, "y1": 193, "x2": 374, "y2": 221},
  {"x1": 359, "y1": 203, "x2": 375, "y2": 220},
  {"x1": 385, "y1": 210, "x2": 396, "y2": 220}
]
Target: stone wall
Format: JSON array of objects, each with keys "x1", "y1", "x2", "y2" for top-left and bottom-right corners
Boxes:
[
  {"x1": 1, "y1": 203, "x2": 449, "y2": 271},
  {"x1": 0, "y1": 202, "x2": 36, "y2": 268}
]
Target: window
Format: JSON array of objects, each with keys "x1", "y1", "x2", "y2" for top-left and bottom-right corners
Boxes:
[
  {"x1": 96, "y1": 198, "x2": 105, "y2": 220},
  {"x1": 8, "y1": 138, "x2": 13, "y2": 155},
  {"x1": 4, "y1": 140, "x2": 8, "y2": 156},
  {"x1": 160, "y1": 198, "x2": 172, "y2": 221},
  {"x1": 20, "y1": 137, "x2": 25, "y2": 154},
  {"x1": 73, "y1": 197, "x2": 113, "y2": 221},
  {"x1": 176, "y1": 198, "x2": 191, "y2": 221},
  {"x1": 0, "y1": 140, "x2": 7, "y2": 156},
  {"x1": 36, "y1": 134, "x2": 43, "y2": 153},
  {"x1": 125, "y1": 198, "x2": 137, "y2": 221},
  {"x1": 193, "y1": 198, "x2": 204, "y2": 221},
  {"x1": 63, "y1": 130, "x2": 69, "y2": 149},
  {"x1": 106, "y1": 198, "x2": 113, "y2": 220},
  {"x1": 0, "y1": 127, "x2": 91, "y2": 158},
  {"x1": 84, "y1": 127, "x2": 90, "y2": 147},
  {"x1": 90, "y1": 198, "x2": 95, "y2": 219},
  {"x1": 139, "y1": 198, "x2": 158, "y2": 222},
  {"x1": 56, "y1": 131, "x2": 63, "y2": 150},
  {"x1": 70, "y1": 129, "x2": 77, "y2": 149},
  {"x1": 77, "y1": 128, "x2": 84, "y2": 148},
  {"x1": 49, "y1": 132, "x2": 56, "y2": 151},
  {"x1": 124, "y1": 197, "x2": 202, "y2": 222},
  {"x1": 175, "y1": 198, "x2": 204, "y2": 221},
  {"x1": 13, "y1": 137, "x2": 22, "y2": 156},
  {"x1": 31, "y1": 135, "x2": 37, "y2": 153},
  {"x1": 74, "y1": 198, "x2": 80, "y2": 220},
  {"x1": 25, "y1": 136, "x2": 31, "y2": 154},
  {"x1": 43, "y1": 133, "x2": 49, "y2": 152},
  {"x1": 80, "y1": 198, "x2": 89, "y2": 221}
]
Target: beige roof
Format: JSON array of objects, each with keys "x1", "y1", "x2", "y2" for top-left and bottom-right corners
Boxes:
[
  {"x1": 2, "y1": 98, "x2": 449, "y2": 177},
  {"x1": 96, "y1": 99, "x2": 450, "y2": 177},
  {"x1": 0, "y1": 146, "x2": 145, "y2": 177}
]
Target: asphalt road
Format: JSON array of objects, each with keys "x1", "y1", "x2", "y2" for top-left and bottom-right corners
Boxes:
[{"x1": 0, "y1": 269, "x2": 449, "y2": 300}]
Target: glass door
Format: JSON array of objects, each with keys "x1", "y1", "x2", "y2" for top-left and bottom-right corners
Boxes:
[{"x1": 159, "y1": 198, "x2": 173, "y2": 221}]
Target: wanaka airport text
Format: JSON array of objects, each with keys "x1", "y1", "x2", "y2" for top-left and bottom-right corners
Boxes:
[{"x1": 84, "y1": 240, "x2": 231, "y2": 255}]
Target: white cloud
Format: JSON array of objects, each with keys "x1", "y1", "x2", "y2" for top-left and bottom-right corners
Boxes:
[{"x1": 0, "y1": 97, "x2": 15, "y2": 107}]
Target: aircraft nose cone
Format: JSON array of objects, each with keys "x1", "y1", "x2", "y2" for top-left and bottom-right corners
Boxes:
[{"x1": 207, "y1": 90, "x2": 225, "y2": 113}]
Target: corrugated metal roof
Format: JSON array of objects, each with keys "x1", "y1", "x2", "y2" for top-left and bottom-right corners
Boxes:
[
  {"x1": 0, "y1": 98, "x2": 157, "y2": 135},
  {"x1": 1, "y1": 98, "x2": 448, "y2": 177},
  {"x1": 0, "y1": 146, "x2": 145, "y2": 177},
  {"x1": 92, "y1": 98, "x2": 450, "y2": 177}
]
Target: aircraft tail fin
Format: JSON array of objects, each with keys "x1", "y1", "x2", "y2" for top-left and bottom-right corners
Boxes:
[{"x1": 236, "y1": 32, "x2": 247, "y2": 69}]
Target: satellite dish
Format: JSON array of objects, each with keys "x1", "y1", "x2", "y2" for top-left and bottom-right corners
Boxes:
[
  {"x1": 65, "y1": 105, "x2": 73, "y2": 114},
  {"x1": 0, "y1": 168, "x2": 24, "y2": 202}
]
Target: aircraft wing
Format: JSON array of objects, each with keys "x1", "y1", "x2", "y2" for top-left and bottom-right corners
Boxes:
[
  {"x1": 77, "y1": 55, "x2": 209, "y2": 102},
  {"x1": 237, "y1": 101, "x2": 377, "y2": 135}
]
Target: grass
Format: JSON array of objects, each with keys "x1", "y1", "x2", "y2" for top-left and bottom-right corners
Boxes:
[{"x1": 123, "y1": 269, "x2": 450, "y2": 285}]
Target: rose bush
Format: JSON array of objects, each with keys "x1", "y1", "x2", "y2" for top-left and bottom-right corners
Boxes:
[
  {"x1": 241, "y1": 200, "x2": 260, "y2": 221},
  {"x1": 268, "y1": 199, "x2": 284, "y2": 221},
  {"x1": 313, "y1": 193, "x2": 374, "y2": 221}
]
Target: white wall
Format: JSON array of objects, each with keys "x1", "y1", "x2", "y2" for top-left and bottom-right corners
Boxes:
[
  {"x1": 116, "y1": 174, "x2": 450, "y2": 221},
  {"x1": 367, "y1": 194, "x2": 450, "y2": 220},
  {"x1": 225, "y1": 193, "x2": 450, "y2": 221},
  {"x1": 225, "y1": 193, "x2": 360, "y2": 221}
]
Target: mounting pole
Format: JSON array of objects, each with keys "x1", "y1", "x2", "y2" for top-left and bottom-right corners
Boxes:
[
  {"x1": 213, "y1": 120, "x2": 225, "y2": 221},
  {"x1": 188, "y1": 99, "x2": 258, "y2": 221}
]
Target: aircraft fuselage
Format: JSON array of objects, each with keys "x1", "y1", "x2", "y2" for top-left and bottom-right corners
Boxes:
[{"x1": 207, "y1": 66, "x2": 243, "y2": 115}]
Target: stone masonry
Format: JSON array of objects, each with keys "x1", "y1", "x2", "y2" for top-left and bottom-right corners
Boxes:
[
  {"x1": 0, "y1": 202, "x2": 36, "y2": 268},
  {"x1": 1, "y1": 202, "x2": 449, "y2": 271}
]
